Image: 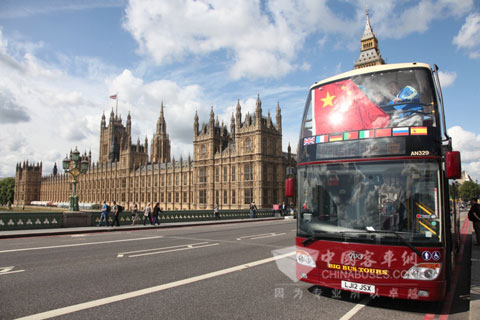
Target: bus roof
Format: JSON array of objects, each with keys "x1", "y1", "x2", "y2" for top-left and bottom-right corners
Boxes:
[{"x1": 310, "y1": 62, "x2": 432, "y2": 89}]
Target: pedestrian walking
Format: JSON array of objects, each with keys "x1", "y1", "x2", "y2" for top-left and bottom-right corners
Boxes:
[
  {"x1": 469, "y1": 198, "x2": 480, "y2": 245},
  {"x1": 131, "y1": 203, "x2": 138, "y2": 226},
  {"x1": 214, "y1": 204, "x2": 220, "y2": 220},
  {"x1": 111, "y1": 201, "x2": 120, "y2": 226},
  {"x1": 249, "y1": 201, "x2": 257, "y2": 219},
  {"x1": 98, "y1": 200, "x2": 110, "y2": 226},
  {"x1": 152, "y1": 202, "x2": 163, "y2": 225},
  {"x1": 281, "y1": 201, "x2": 286, "y2": 216},
  {"x1": 143, "y1": 203, "x2": 152, "y2": 225}
]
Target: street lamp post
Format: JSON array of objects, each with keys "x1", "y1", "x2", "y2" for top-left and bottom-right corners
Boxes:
[{"x1": 63, "y1": 147, "x2": 88, "y2": 211}]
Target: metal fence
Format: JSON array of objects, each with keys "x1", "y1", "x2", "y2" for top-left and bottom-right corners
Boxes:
[
  {"x1": 90, "y1": 209, "x2": 274, "y2": 226},
  {"x1": 0, "y1": 212, "x2": 63, "y2": 231},
  {"x1": 0, "y1": 209, "x2": 274, "y2": 230}
]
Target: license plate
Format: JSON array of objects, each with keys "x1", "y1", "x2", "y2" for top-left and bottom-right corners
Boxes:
[{"x1": 341, "y1": 280, "x2": 375, "y2": 294}]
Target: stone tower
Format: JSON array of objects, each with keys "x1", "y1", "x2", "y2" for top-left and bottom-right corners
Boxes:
[
  {"x1": 99, "y1": 109, "x2": 130, "y2": 163},
  {"x1": 193, "y1": 96, "x2": 284, "y2": 209},
  {"x1": 14, "y1": 161, "x2": 42, "y2": 206},
  {"x1": 354, "y1": 8, "x2": 385, "y2": 69},
  {"x1": 150, "y1": 102, "x2": 171, "y2": 164}
]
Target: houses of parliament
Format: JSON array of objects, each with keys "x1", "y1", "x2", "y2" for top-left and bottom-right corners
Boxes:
[
  {"x1": 14, "y1": 96, "x2": 295, "y2": 210},
  {"x1": 14, "y1": 9, "x2": 383, "y2": 210}
]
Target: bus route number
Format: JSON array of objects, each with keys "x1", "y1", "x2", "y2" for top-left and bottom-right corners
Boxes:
[{"x1": 411, "y1": 150, "x2": 430, "y2": 156}]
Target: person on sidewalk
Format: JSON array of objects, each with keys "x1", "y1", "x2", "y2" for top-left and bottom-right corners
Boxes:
[
  {"x1": 131, "y1": 203, "x2": 138, "y2": 226},
  {"x1": 143, "y1": 203, "x2": 152, "y2": 225},
  {"x1": 214, "y1": 204, "x2": 220, "y2": 220},
  {"x1": 468, "y1": 198, "x2": 480, "y2": 245},
  {"x1": 152, "y1": 202, "x2": 162, "y2": 225},
  {"x1": 249, "y1": 201, "x2": 257, "y2": 219},
  {"x1": 111, "y1": 201, "x2": 120, "y2": 227},
  {"x1": 98, "y1": 200, "x2": 110, "y2": 226}
]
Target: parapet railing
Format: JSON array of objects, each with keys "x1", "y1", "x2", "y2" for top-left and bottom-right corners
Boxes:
[{"x1": 0, "y1": 209, "x2": 276, "y2": 230}]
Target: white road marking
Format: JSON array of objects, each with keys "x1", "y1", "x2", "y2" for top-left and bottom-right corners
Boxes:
[
  {"x1": 16, "y1": 251, "x2": 296, "y2": 320},
  {"x1": 129, "y1": 243, "x2": 219, "y2": 258},
  {"x1": 250, "y1": 233, "x2": 285, "y2": 240},
  {"x1": 236, "y1": 232, "x2": 286, "y2": 241},
  {"x1": 0, "y1": 266, "x2": 25, "y2": 275},
  {"x1": 0, "y1": 236, "x2": 164, "y2": 254},
  {"x1": 117, "y1": 242, "x2": 218, "y2": 258},
  {"x1": 338, "y1": 296, "x2": 371, "y2": 320}
]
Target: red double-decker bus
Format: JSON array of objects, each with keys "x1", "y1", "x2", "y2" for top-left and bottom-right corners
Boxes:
[{"x1": 295, "y1": 62, "x2": 462, "y2": 301}]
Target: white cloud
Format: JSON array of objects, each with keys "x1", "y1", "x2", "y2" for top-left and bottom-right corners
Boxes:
[
  {"x1": 438, "y1": 71, "x2": 456, "y2": 88},
  {"x1": 453, "y1": 12, "x2": 480, "y2": 59},
  {"x1": 123, "y1": 0, "x2": 475, "y2": 80},
  {"x1": 123, "y1": 0, "x2": 355, "y2": 80},
  {"x1": 448, "y1": 126, "x2": 480, "y2": 181}
]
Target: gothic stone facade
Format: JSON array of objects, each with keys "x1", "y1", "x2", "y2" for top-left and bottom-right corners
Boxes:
[{"x1": 14, "y1": 97, "x2": 294, "y2": 210}]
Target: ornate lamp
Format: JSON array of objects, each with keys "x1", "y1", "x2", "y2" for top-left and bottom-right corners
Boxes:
[{"x1": 63, "y1": 147, "x2": 89, "y2": 211}]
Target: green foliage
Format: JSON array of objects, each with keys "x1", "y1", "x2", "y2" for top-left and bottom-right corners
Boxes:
[
  {"x1": 459, "y1": 181, "x2": 480, "y2": 201},
  {"x1": 0, "y1": 178, "x2": 15, "y2": 205}
]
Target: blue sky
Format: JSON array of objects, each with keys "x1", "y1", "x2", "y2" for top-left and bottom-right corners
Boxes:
[{"x1": 0, "y1": 0, "x2": 479, "y2": 181}]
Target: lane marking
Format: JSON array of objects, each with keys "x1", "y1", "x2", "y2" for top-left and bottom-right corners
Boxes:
[
  {"x1": 236, "y1": 233, "x2": 286, "y2": 241},
  {"x1": 117, "y1": 242, "x2": 219, "y2": 258},
  {"x1": 0, "y1": 236, "x2": 164, "y2": 254},
  {"x1": 250, "y1": 233, "x2": 286, "y2": 240},
  {"x1": 16, "y1": 251, "x2": 296, "y2": 320},
  {"x1": 0, "y1": 266, "x2": 25, "y2": 275},
  {"x1": 338, "y1": 296, "x2": 371, "y2": 320},
  {"x1": 129, "y1": 243, "x2": 219, "y2": 258}
]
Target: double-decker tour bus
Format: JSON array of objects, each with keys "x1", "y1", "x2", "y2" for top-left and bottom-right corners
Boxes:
[{"x1": 294, "y1": 62, "x2": 462, "y2": 301}]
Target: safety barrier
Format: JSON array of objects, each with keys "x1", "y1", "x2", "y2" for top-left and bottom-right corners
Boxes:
[
  {"x1": 90, "y1": 209, "x2": 274, "y2": 226},
  {"x1": 0, "y1": 209, "x2": 275, "y2": 230},
  {"x1": 0, "y1": 212, "x2": 63, "y2": 231}
]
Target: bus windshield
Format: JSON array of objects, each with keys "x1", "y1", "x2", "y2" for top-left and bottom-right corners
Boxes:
[
  {"x1": 297, "y1": 160, "x2": 441, "y2": 245},
  {"x1": 302, "y1": 67, "x2": 436, "y2": 137}
]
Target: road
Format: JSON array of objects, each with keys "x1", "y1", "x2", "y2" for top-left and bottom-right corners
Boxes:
[{"x1": 0, "y1": 218, "x2": 472, "y2": 319}]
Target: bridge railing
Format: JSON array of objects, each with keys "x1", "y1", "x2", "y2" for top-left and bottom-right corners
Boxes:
[
  {"x1": 90, "y1": 209, "x2": 274, "y2": 226},
  {"x1": 0, "y1": 209, "x2": 275, "y2": 230}
]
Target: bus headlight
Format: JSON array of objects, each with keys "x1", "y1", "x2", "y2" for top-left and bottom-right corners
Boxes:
[
  {"x1": 402, "y1": 263, "x2": 441, "y2": 280},
  {"x1": 296, "y1": 250, "x2": 316, "y2": 268}
]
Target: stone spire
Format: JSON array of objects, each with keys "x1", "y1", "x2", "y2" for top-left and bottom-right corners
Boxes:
[
  {"x1": 255, "y1": 94, "x2": 262, "y2": 122},
  {"x1": 101, "y1": 112, "x2": 106, "y2": 127},
  {"x1": 354, "y1": 8, "x2": 385, "y2": 69},
  {"x1": 235, "y1": 99, "x2": 242, "y2": 127},
  {"x1": 361, "y1": 8, "x2": 374, "y2": 40},
  {"x1": 126, "y1": 111, "x2": 131, "y2": 137},
  {"x1": 194, "y1": 110, "x2": 199, "y2": 136},
  {"x1": 156, "y1": 101, "x2": 167, "y2": 135},
  {"x1": 275, "y1": 101, "x2": 282, "y2": 132},
  {"x1": 209, "y1": 106, "x2": 215, "y2": 130}
]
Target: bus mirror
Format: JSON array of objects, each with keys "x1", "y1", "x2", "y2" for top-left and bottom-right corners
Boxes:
[
  {"x1": 285, "y1": 178, "x2": 294, "y2": 197},
  {"x1": 446, "y1": 151, "x2": 461, "y2": 179}
]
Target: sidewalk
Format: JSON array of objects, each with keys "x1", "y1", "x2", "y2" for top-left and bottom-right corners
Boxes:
[
  {"x1": 0, "y1": 216, "x2": 285, "y2": 239},
  {"x1": 471, "y1": 227, "x2": 480, "y2": 320}
]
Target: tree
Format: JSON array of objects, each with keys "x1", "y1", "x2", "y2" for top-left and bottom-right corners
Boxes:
[
  {"x1": 0, "y1": 178, "x2": 15, "y2": 205},
  {"x1": 459, "y1": 181, "x2": 480, "y2": 201}
]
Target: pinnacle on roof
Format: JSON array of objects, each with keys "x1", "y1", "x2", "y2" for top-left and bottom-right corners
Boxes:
[{"x1": 361, "y1": 8, "x2": 374, "y2": 40}]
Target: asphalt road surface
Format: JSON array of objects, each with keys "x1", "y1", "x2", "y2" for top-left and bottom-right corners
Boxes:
[{"x1": 0, "y1": 219, "x2": 472, "y2": 319}]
